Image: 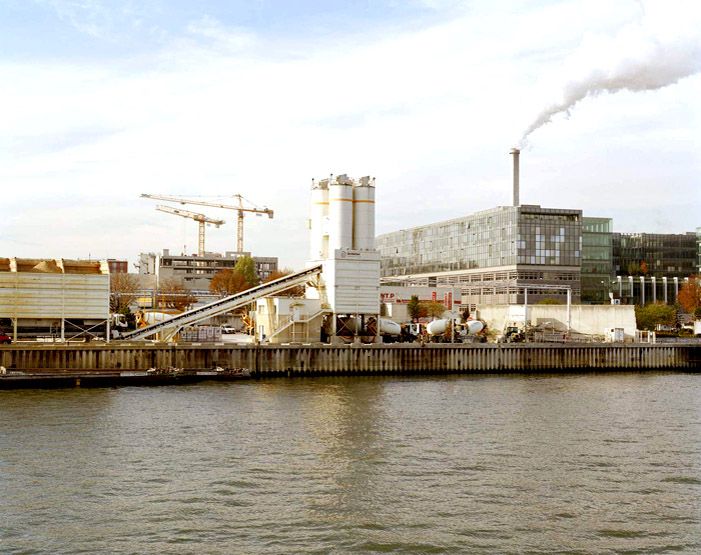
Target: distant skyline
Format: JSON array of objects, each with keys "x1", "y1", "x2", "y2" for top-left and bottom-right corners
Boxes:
[{"x1": 2, "y1": 0, "x2": 700, "y2": 270}]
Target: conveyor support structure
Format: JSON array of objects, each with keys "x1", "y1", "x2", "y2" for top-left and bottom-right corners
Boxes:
[{"x1": 120, "y1": 265, "x2": 322, "y2": 341}]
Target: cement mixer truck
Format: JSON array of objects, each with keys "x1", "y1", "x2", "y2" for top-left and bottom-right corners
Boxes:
[{"x1": 425, "y1": 317, "x2": 485, "y2": 343}]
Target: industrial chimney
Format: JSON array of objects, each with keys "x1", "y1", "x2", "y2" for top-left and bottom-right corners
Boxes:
[{"x1": 510, "y1": 148, "x2": 520, "y2": 206}]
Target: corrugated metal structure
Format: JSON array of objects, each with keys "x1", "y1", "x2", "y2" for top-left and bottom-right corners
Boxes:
[{"x1": 0, "y1": 258, "x2": 110, "y2": 341}]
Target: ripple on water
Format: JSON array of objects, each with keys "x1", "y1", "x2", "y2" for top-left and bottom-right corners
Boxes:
[
  {"x1": 0, "y1": 373, "x2": 700, "y2": 554},
  {"x1": 661, "y1": 476, "x2": 701, "y2": 485}
]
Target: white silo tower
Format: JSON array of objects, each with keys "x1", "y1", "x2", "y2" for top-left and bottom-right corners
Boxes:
[
  {"x1": 309, "y1": 178, "x2": 329, "y2": 261},
  {"x1": 352, "y1": 176, "x2": 375, "y2": 250},
  {"x1": 328, "y1": 174, "x2": 354, "y2": 251},
  {"x1": 307, "y1": 173, "x2": 381, "y2": 343}
]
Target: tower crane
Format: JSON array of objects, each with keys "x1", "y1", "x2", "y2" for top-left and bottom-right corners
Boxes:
[
  {"x1": 154, "y1": 205, "x2": 225, "y2": 257},
  {"x1": 141, "y1": 194, "x2": 274, "y2": 253}
]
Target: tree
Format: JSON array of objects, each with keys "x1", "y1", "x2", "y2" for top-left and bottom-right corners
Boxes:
[
  {"x1": 210, "y1": 270, "x2": 249, "y2": 295},
  {"x1": 627, "y1": 262, "x2": 641, "y2": 276},
  {"x1": 110, "y1": 273, "x2": 140, "y2": 313},
  {"x1": 677, "y1": 275, "x2": 700, "y2": 315},
  {"x1": 210, "y1": 256, "x2": 260, "y2": 296},
  {"x1": 264, "y1": 267, "x2": 304, "y2": 296},
  {"x1": 635, "y1": 303, "x2": 676, "y2": 331},
  {"x1": 419, "y1": 301, "x2": 447, "y2": 319},
  {"x1": 234, "y1": 255, "x2": 260, "y2": 288},
  {"x1": 157, "y1": 277, "x2": 197, "y2": 311},
  {"x1": 407, "y1": 295, "x2": 421, "y2": 322},
  {"x1": 264, "y1": 268, "x2": 292, "y2": 283},
  {"x1": 210, "y1": 269, "x2": 248, "y2": 295}
]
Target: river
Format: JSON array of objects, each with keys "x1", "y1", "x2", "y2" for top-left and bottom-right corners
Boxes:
[{"x1": 1, "y1": 372, "x2": 700, "y2": 554}]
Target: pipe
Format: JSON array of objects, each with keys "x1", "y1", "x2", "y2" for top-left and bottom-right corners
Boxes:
[{"x1": 510, "y1": 148, "x2": 520, "y2": 206}]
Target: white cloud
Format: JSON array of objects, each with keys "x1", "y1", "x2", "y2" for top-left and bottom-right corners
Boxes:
[{"x1": 2, "y1": 0, "x2": 700, "y2": 269}]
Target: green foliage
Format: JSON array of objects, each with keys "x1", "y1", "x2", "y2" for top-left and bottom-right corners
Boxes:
[
  {"x1": 407, "y1": 295, "x2": 421, "y2": 322},
  {"x1": 635, "y1": 303, "x2": 676, "y2": 331},
  {"x1": 234, "y1": 256, "x2": 260, "y2": 288}
]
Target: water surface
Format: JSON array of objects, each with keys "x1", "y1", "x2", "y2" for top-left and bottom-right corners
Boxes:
[{"x1": 1, "y1": 372, "x2": 700, "y2": 554}]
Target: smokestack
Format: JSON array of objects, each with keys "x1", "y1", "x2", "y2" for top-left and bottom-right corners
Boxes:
[{"x1": 510, "y1": 147, "x2": 520, "y2": 206}]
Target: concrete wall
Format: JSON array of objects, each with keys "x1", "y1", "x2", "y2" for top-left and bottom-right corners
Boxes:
[{"x1": 477, "y1": 304, "x2": 637, "y2": 339}]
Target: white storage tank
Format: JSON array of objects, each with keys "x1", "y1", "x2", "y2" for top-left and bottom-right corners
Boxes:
[
  {"x1": 426, "y1": 319, "x2": 449, "y2": 336},
  {"x1": 465, "y1": 320, "x2": 484, "y2": 335},
  {"x1": 309, "y1": 179, "x2": 329, "y2": 261},
  {"x1": 328, "y1": 175, "x2": 354, "y2": 251},
  {"x1": 379, "y1": 318, "x2": 401, "y2": 336},
  {"x1": 353, "y1": 176, "x2": 375, "y2": 250}
]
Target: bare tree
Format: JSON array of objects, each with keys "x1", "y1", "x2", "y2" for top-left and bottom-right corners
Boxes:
[
  {"x1": 158, "y1": 277, "x2": 197, "y2": 311},
  {"x1": 110, "y1": 273, "x2": 141, "y2": 313}
]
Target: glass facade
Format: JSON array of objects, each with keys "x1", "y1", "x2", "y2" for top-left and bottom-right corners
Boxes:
[
  {"x1": 581, "y1": 217, "x2": 613, "y2": 303},
  {"x1": 377, "y1": 205, "x2": 582, "y2": 307},
  {"x1": 612, "y1": 232, "x2": 696, "y2": 279}
]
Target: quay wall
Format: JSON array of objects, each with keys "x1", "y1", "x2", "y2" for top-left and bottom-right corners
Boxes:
[{"x1": 1, "y1": 343, "x2": 700, "y2": 375}]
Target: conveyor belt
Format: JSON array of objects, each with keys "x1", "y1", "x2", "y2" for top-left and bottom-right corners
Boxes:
[{"x1": 120, "y1": 265, "x2": 322, "y2": 341}]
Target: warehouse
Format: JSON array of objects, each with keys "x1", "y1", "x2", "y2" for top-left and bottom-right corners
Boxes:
[{"x1": 0, "y1": 258, "x2": 110, "y2": 341}]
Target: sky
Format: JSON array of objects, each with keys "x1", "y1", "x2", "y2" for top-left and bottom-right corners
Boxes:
[{"x1": 1, "y1": 0, "x2": 700, "y2": 271}]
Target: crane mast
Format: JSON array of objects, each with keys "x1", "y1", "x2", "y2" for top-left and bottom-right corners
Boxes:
[
  {"x1": 154, "y1": 205, "x2": 224, "y2": 257},
  {"x1": 142, "y1": 193, "x2": 273, "y2": 253}
]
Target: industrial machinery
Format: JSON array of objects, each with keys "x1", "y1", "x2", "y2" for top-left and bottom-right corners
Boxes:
[
  {"x1": 426, "y1": 318, "x2": 485, "y2": 343},
  {"x1": 306, "y1": 174, "x2": 380, "y2": 343},
  {"x1": 154, "y1": 205, "x2": 224, "y2": 256},
  {"x1": 142, "y1": 193, "x2": 273, "y2": 253}
]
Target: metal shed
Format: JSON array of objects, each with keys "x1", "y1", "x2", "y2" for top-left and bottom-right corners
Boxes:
[{"x1": 0, "y1": 258, "x2": 110, "y2": 342}]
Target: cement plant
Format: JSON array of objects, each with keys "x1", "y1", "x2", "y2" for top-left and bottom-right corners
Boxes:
[{"x1": 1, "y1": 149, "x2": 700, "y2": 385}]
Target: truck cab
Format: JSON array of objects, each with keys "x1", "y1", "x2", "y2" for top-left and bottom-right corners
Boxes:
[{"x1": 0, "y1": 329, "x2": 12, "y2": 344}]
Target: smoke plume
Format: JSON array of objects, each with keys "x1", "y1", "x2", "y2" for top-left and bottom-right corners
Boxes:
[{"x1": 520, "y1": 1, "x2": 701, "y2": 144}]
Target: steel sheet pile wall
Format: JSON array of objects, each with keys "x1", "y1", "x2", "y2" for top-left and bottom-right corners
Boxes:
[{"x1": 1, "y1": 343, "x2": 699, "y2": 373}]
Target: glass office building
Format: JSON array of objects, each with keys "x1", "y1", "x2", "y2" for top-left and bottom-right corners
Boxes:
[
  {"x1": 581, "y1": 217, "x2": 613, "y2": 303},
  {"x1": 611, "y1": 232, "x2": 697, "y2": 305},
  {"x1": 377, "y1": 205, "x2": 582, "y2": 308},
  {"x1": 612, "y1": 232, "x2": 697, "y2": 279}
]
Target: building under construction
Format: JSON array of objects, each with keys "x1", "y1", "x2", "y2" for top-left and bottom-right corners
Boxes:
[{"x1": 137, "y1": 250, "x2": 278, "y2": 291}]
